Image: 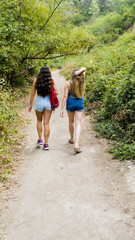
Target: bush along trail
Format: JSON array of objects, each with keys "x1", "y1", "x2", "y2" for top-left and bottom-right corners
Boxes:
[{"x1": 0, "y1": 70, "x2": 135, "y2": 240}]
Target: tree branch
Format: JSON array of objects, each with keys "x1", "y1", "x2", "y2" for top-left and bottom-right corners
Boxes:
[
  {"x1": 22, "y1": 52, "x2": 82, "y2": 61},
  {"x1": 15, "y1": 61, "x2": 35, "y2": 78},
  {"x1": 17, "y1": 52, "x2": 82, "y2": 78},
  {"x1": 33, "y1": 51, "x2": 48, "y2": 58},
  {"x1": 22, "y1": 0, "x2": 64, "y2": 64},
  {"x1": 39, "y1": 0, "x2": 63, "y2": 31}
]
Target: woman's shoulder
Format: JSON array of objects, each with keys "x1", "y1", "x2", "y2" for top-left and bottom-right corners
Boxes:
[
  {"x1": 65, "y1": 80, "x2": 70, "y2": 88},
  {"x1": 64, "y1": 81, "x2": 70, "y2": 91}
]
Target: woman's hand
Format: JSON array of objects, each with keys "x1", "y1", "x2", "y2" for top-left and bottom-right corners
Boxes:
[
  {"x1": 60, "y1": 82, "x2": 69, "y2": 118},
  {"x1": 28, "y1": 105, "x2": 32, "y2": 112},
  {"x1": 60, "y1": 110, "x2": 64, "y2": 118},
  {"x1": 75, "y1": 67, "x2": 86, "y2": 76}
]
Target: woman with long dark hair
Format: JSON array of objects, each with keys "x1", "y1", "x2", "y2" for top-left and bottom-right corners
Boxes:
[
  {"x1": 60, "y1": 67, "x2": 86, "y2": 153},
  {"x1": 28, "y1": 65, "x2": 58, "y2": 150}
]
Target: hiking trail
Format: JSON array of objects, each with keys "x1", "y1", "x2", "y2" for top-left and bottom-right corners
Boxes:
[{"x1": 0, "y1": 70, "x2": 135, "y2": 240}]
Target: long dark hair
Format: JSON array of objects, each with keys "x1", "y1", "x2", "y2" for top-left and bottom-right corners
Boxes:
[{"x1": 36, "y1": 65, "x2": 52, "y2": 97}]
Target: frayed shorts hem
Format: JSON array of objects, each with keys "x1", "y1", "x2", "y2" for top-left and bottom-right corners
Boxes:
[{"x1": 66, "y1": 109, "x2": 84, "y2": 113}]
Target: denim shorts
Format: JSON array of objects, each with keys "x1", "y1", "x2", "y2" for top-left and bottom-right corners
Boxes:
[
  {"x1": 66, "y1": 97, "x2": 84, "y2": 112},
  {"x1": 35, "y1": 96, "x2": 52, "y2": 112}
]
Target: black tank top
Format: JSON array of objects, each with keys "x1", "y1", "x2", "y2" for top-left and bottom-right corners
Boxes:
[{"x1": 68, "y1": 82, "x2": 77, "y2": 98}]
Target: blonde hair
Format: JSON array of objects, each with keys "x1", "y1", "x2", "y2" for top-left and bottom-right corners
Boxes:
[{"x1": 70, "y1": 68, "x2": 85, "y2": 98}]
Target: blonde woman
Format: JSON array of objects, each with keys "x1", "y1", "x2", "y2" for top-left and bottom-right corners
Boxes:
[{"x1": 60, "y1": 67, "x2": 86, "y2": 153}]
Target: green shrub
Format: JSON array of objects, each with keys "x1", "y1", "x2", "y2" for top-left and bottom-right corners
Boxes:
[
  {"x1": 93, "y1": 120, "x2": 125, "y2": 140},
  {"x1": 109, "y1": 142, "x2": 135, "y2": 160},
  {"x1": 0, "y1": 79, "x2": 24, "y2": 180},
  {"x1": 72, "y1": 14, "x2": 88, "y2": 26},
  {"x1": 87, "y1": 13, "x2": 124, "y2": 43}
]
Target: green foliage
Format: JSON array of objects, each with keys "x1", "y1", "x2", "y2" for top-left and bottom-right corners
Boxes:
[
  {"x1": 0, "y1": 83, "x2": 19, "y2": 140},
  {"x1": 60, "y1": 60, "x2": 79, "y2": 79},
  {"x1": 2, "y1": 168, "x2": 12, "y2": 181},
  {"x1": 68, "y1": 0, "x2": 135, "y2": 27},
  {"x1": 89, "y1": 0, "x2": 100, "y2": 19},
  {"x1": 87, "y1": 11, "x2": 134, "y2": 43},
  {"x1": 0, "y1": 79, "x2": 25, "y2": 180},
  {"x1": 98, "y1": 0, "x2": 114, "y2": 14},
  {"x1": 0, "y1": 0, "x2": 95, "y2": 86},
  {"x1": 102, "y1": 74, "x2": 135, "y2": 120},
  {"x1": 109, "y1": 142, "x2": 135, "y2": 160},
  {"x1": 93, "y1": 120, "x2": 125, "y2": 140},
  {"x1": 89, "y1": 32, "x2": 135, "y2": 160},
  {"x1": 72, "y1": 14, "x2": 88, "y2": 25}
]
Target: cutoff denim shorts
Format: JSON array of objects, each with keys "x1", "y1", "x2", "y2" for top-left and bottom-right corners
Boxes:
[
  {"x1": 66, "y1": 97, "x2": 84, "y2": 112},
  {"x1": 35, "y1": 96, "x2": 52, "y2": 112}
]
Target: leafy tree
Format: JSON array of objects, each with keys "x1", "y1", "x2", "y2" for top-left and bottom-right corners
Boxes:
[
  {"x1": 97, "y1": 0, "x2": 114, "y2": 14},
  {"x1": 0, "y1": 0, "x2": 95, "y2": 86},
  {"x1": 89, "y1": 0, "x2": 100, "y2": 18}
]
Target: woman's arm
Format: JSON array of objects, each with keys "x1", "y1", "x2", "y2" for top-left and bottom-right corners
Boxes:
[
  {"x1": 53, "y1": 81, "x2": 58, "y2": 95},
  {"x1": 60, "y1": 81, "x2": 70, "y2": 118},
  {"x1": 28, "y1": 79, "x2": 36, "y2": 112},
  {"x1": 74, "y1": 67, "x2": 86, "y2": 76}
]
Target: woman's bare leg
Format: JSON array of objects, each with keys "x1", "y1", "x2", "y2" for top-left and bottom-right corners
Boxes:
[
  {"x1": 43, "y1": 110, "x2": 52, "y2": 144},
  {"x1": 74, "y1": 111, "x2": 83, "y2": 148},
  {"x1": 35, "y1": 110, "x2": 43, "y2": 139},
  {"x1": 67, "y1": 111, "x2": 75, "y2": 142}
]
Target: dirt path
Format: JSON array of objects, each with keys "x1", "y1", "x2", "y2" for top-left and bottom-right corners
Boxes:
[{"x1": 0, "y1": 70, "x2": 135, "y2": 240}]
